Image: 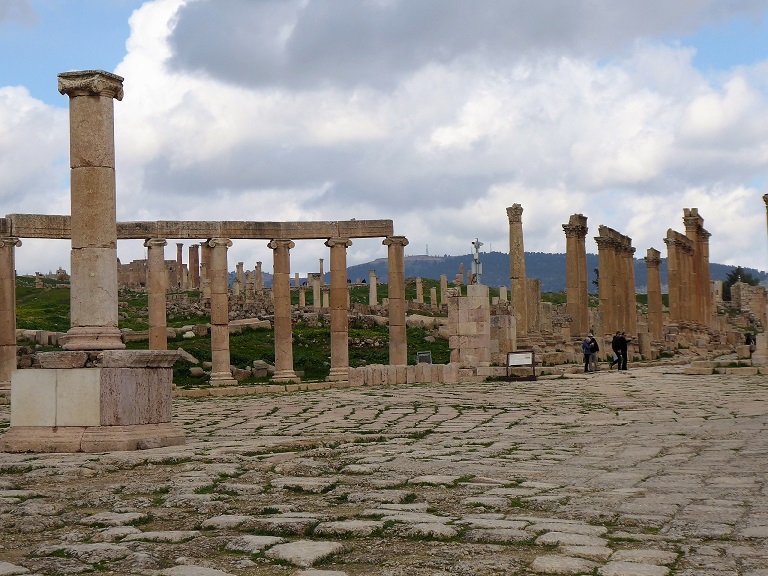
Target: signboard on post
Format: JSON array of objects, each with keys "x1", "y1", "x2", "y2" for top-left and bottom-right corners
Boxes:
[{"x1": 506, "y1": 350, "x2": 537, "y2": 381}]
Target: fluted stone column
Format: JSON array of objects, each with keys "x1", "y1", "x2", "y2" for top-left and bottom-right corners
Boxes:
[
  {"x1": 58, "y1": 70, "x2": 124, "y2": 351},
  {"x1": 369, "y1": 269, "x2": 378, "y2": 306},
  {"x1": 645, "y1": 248, "x2": 663, "y2": 341},
  {"x1": 208, "y1": 238, "x2": 236, "y2": 385},
  {"x1": 0, "y1": 236, "x2": 21, "y2": 389},
  {"x1": 326, "y1": 238, "x2": 352, "y2": 380},
  {"x1": 269, "y1": 239, "x2": 299, "y2": 382},
  {"x1": 145, "y1": 239, "x2": 168, "y2": 350},
  {"x1": 507, "y1": 204, "x2": 528, "y2": 334},
  {"x1": 562, "y1": 214, "x2": 588, "y2": 335},
  {"x1": 299, "y1": 287, "x2": 306, "y2": 307},
  {"x1": 189, "y1": 244, "x2": 200, "y2": 289},
  {"x1": 384, "y1": 236, "x2": 409, "y2": 365}
]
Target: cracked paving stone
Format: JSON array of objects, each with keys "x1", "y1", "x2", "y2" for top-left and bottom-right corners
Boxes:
[
  {"x1": 398, "y1": 522, "x2": 458, "y2": 539},
  {"x1": 252, "y1": 514, "x2": 321, "y2": 535},
  {"x1": 201, "y1": 514, "x2": 254, "y2": 529},
  {"x1": 313, "y1": 520, "x2": 384, "y2": 536},
  {"x1": 224, "y1": 535, "x2": 284, "y2": 554},
  {"x1": 530, "y1": 554, "x2": 599, "y2": 574},
  {"x1": 271, "y1": 476, "x2": 340, "y2": 493},
  {"x1": 535, "y1": 531, "x2": 608, "y2": 547},
  {"x1": 346, "y1": 489, "x2": 413, "y2": 503},
  {"x1": 560, "y1": 545, "x2": 614, "y2": 561},
  {"x1": 598, "y1": 561, "x2": 670, "y2": 576},
  {"x1": 462, "y1": 528, "x2": 532, "y2": 543},
  {"x1": 122, "y1": 530, "x2": 199, "y2": 543},
  {"x1": 79, "y1": 511, "x2": 148, "y2": 526},
  {"x1": 0, "y1": 562, "x2": 30, "y2": 576},
  {"x1": 159, "y1": 567, "x2": 237, "y2": 576},
  {"x1": 611, "y1": 550, "x2": 678, "y2": 565}
]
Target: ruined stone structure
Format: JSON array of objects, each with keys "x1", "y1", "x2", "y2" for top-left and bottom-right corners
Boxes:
[
  {"x1": 664, "y1": 229, "x2": 694, "y2": 324},
  {"x1": 683, "y1": 208, "x2": 713, "y2": 327},
  {"x1": 0, "y1": 235, "x2": 21, "y2": 394},
  {"x1": 595, "y1": 225, "x2": 636, "y2": 336},
  {"x1": 562, "y1": 214, "x2": 589, "y2": 336},
  {"x1": 507, "y1": 204, "x2": 528, "y2": 335},
  {"x1": 447, "y1": 285, "x2": 491, "y2": 368}
]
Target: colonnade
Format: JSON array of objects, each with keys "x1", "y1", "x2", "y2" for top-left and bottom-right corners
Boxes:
[{"x1": 595, "y1": 225, "x2": 637, "y2": 335}]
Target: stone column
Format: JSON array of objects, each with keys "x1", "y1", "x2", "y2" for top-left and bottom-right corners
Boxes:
[
  {"x1": 645, "y1": 248, "x2": 663, "y2": 341},
  {"x1": 189, "y1": 244, "x2": 200, "y2": 289},
  {"x1": 416, "y1": 277, "x2": 424, "y2": 304},
  {"x1": 236, "y1": 262, "x2": 245, "y2": 287},
  {"x1": 269, "y1": 239, "x2": 299, "y2": 382},
  {"x1": 319, "y1": 258, "x2": 324, "y2": 283},
  {"x1": 499, "y1": 285, "x2": 508, "y2": 302},
  {"x1": 683, "y1": 210, "x2": 702, "y2": 323},
  {"x1": 176, "y1": 243, "x2": 183, "y2": 290},
  {"x1": 430, "y1": 287, "x2": 438, "y2": 309},
  {"x1": 506, "y1": 204, "x2": 528, "y2": 334},
  {"x1": 255, "y1": 261, "x2": 264, "y2": 292},
  {"x1": 562, "y1": 214, "x2": 588, "y2": 335},
  {"x1": 384, "y1": 236, "x2": 409, "y2": 365},
  {"x1": 527, "y1": 278, "x2": 541, "y2": 333},
  {"x1": 440, "y1": 274, "x2": 448, "y2": 305},
  {"x1": 145, "y1": 238, "x2": 168, "y2": 350},
  {"x1": 699, "y1": 229, "x2": 713, "y2": 325},
  {"x1": 294, "y1": 272, "x2": 300, "y2": 289},
  {"x1": 311, "y1": 273, "x2": 322, "y2": 309},
  {"x1": 58, "y1": 70, "x2": 124, "y2": 351},
  {"x1": 625, "y1": 245, "x2": 637, "y2": 335},
  {"x1": 368, "y1": 269, "x2": 378, "y2": 306},
  {"x1": 200, "y1": 241, "x2": 212, "y2": 301},
  {"x1": 0, "y1": 236, "x2": 21, "y2": 389},
  {"x1": 664, "y1": 231, "x2": 681, "y2": 322},
  {"x1": 595, "y1": 234, "x2": 614, "y2": 334},
  {"x1": 208, "y1": 238, "x2": 236, "y2": 385},
  {"x1": 299, "y1": 287, "x2": 306, "y2": 307},
  {"x1": 326, "y1": 238, "x2": 352, "y2": 380}
]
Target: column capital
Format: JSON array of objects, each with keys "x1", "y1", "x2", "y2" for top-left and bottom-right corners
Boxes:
[
  {"x1": 325, "y1": 237, "x2": 352, "y2": 249},
  {"x1": 207, "y1": 238, "x2": 233, "y2": 249},
  {"x1": 562, "y1": 224, "x2": 588, "y2": 238},
  {"x1": 763, "y1": 193, "x2": 768, "y2": 207},
  {"x1": 506, "y1": 204, "x2": 523, "y2": 223},
  {"x1": 594, "y1": 236, "x2": 612, "y2": 250},
  {"x1": 268, "y1": 239, "x2": 295, "y2": 250},
  {"x1": 58, "y1": 70, "x2": 124, "y2": 101},
  {"x1": 144, "y1": 238, "x2": 167, "y2": 248},
  {"x1": 644, "y1": 248, "x2": 661, "y2": 266},
  {"x1": 383, "y1": 236, "x2": 409, "y2": 247},
  {"x1": 0, "y1": 237, "x2": 22, "y2": 248}
]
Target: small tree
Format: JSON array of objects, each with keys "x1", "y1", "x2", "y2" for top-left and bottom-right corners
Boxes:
[{"x1": 723, "y1": 266, "x2": 761, "y2": 301}]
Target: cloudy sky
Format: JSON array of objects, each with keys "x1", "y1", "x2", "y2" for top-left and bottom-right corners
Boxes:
[{"x1": 2, "y1": 0, "x2": 768, "y2": 279}]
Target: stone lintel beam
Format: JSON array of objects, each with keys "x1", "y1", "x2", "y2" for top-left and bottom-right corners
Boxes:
[{"x1": 5, "y1": 215, "x2": 393, "y2": 241}]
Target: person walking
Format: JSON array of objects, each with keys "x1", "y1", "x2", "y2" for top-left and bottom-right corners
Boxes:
[{"x1": 610, "y1": 331, "x2": 621, "y2": 369}]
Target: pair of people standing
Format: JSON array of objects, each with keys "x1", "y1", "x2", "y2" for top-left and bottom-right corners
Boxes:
[
  {"x1": 581, "y1": 334, "x2": 599, "y2": 372},
  {"x1": 610, "y1": 331, "x2": 631, "y2": 370}
]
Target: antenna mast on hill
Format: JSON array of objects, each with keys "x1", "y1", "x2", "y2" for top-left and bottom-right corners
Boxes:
[{"x1": 471, "y1": 238, "x2": 483, "y2": 285}]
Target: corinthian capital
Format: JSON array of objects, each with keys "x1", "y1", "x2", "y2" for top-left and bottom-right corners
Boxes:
[
  {"x1": 58, "y1": 70, "x2": 124, "y2": 101},
  {"x1": 506, "y1": 204, "x2": 523, "y2": 223}
]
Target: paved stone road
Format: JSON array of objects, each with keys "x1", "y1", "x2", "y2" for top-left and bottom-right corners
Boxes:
[{"x1": 0, "y1": 364, "x2": 767, "y2": 575}]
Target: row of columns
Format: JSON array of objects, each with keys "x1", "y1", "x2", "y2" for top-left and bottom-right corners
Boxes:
[
  {"x1": 595, "y1": 225, "x2": 637, "y2": 335},
  {"x1": 683, "y1": 208, "x2": 713, "y2": 326},
  {"x1": 664, "y1": 229, "x2": 695, "y2": 324},
  {"x1": 142, "y1": 234, "x2": 410, "y2": 384}
]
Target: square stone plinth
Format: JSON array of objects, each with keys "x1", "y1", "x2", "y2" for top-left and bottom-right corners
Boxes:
[{"x1": 0, "y1": 350, "x2": 184, "y2": 453}]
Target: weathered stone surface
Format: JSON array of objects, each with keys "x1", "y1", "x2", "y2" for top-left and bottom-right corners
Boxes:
[
  {"x1": 530, "y1": 554, "x2": 598, "y2": 574},
  {"x1": 0, "y1": 562, "x2": 30, "y2": 576},
  {"x1": 264, "y1": 540, "x2": 345, "y2": 567},
  {"x1": 313, "y1": 520, "x2": 383, "y2": 537},
  {"x1": 536, "y1": 531, "x2": 608, "y2": 547},
  {"x1": 598, "y1": 561, "x2": 670, "y2": 576},
  {"x1": 122, "y1": 530, "x2": 199, "y2": 543},
  {"x1": 224, "y1": 535, "x2": 284, "y2": 554},
  {"x1": 79, "y1": 511, "x2": 147, "y2": 526}
]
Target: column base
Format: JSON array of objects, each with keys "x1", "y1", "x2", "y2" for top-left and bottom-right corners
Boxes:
[
  {"x1": 61, "y1": 327, "x2": 125, "y2": 351},
  {"x1": 272, "y1": 370, "x2": 300, "y2": 383},
  {"x1": 0, "y1": 423, "x2": 185, "y2": 453},
  {"x1": 327, "y1": 367, "x2": 349, "y2": 382},
  {"x1": 209, "y1": 372, "x2": 238, "y2": 386}
]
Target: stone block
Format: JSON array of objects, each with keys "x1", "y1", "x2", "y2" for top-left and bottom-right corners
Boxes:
[
  {"x1": 415, "y1": 363, "x2": 431, "y2": 383},
  {"x1": 395, "y1": 365, "x2": 407, "y2": 384},
  {"x1": 10, "y1": 369, "x2": 57, "y2": 427},
  {"x1": 443, "y1": 363, "x2": 460, "y2": 383},
  {"x1": 406, "y1": 365, "x2": 416, "y2": 384},
  {"x1": 36, "y1": 351, "x2": 88, "y2": 369},
  {"x1": 719, "y1": 367, "x2": 759, "y2": 375},
  {"x1": 101, "y1": 367, "x2": 173, "y2": 425},
  {"x1": 684, "y1": 367, "x2": 714, "y2": 375},
  {"x1": 386, "y1": 365, "x2": 397, "y2": 385},
  {"x1": 458, "y1": 368, "x2": 474, "y2": 381},
  {"x1": 736, "y1": 345, "x2": 752, "y2": 360},
  {"x1": 431, "y1": 364, "x2": 443, "y2": 383},
  {"x1": 56, "y1": 368, "x2": 101, "y2": 426}
]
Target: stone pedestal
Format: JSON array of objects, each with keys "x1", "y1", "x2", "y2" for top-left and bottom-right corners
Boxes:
[
  {"x1": 0, "y1": 350, "x2": 185, "y2": 453},
  {"x1": 447, "y1": 284, "x2": 491, "y2": 368}
]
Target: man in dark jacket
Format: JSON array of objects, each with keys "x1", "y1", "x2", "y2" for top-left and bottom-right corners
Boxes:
[
  {"x1": 610, "y1": 331, "x2": 621, "y2": 369},
  {"x1": 619, "y1": 332, "x2": 632, "y2": 370}
]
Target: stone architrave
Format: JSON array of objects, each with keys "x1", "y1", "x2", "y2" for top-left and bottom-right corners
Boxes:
[
  {"x1": 0, "y1": 236, "x2": 21, "y2": 390},
  {"x1": 58, "y1": 70, "x2": 125, "y2": 351},
  {"x1": 268, "y1": 239, "x2": 299, "y2": 383},
  {"x1": 562, "y1": 214, "x2": 588, "y2": 335},
  {"x1": 208, "y1": 238, "x2": 237, "y2": 386},
  {"x1": 368, "y1": 269, "x2": 378, "y2": 306},
  {"x1": 506, "y1": 205, "x2": 528, "y2": 335},
  {"x1": 416, "y1": 277, "x2": 424, "y2": 304},
  {"x1": 144, "y1": 239, "x2": 168, "y2": 351},
  {"x1": 645, "y1": 248, "x2": 663, "y2": 341},
  {"x1": 325, "y1": 238, "x2": 352, "y2": 380},
  {"x1": 175, "y1": 243, "x2": 183, "y2": 289},
  {"x1": 189, "y1": 244, "x2": 200, "y2": 289},
  {"x1": 200, "y1": 241, "x2": 212, "y2": 301},
  {"x1": 384, "y1": 236, "x2": 409, "y2": 365}
]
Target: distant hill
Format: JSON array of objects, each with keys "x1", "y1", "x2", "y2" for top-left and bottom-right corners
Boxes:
[{"x1": 342, "y1": 251, "x2": 768, "y2": 293}]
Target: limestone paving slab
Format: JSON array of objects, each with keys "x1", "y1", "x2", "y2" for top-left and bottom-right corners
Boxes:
[{"x1": 264, "y1": 540, "x2": 345, "y2": 567}]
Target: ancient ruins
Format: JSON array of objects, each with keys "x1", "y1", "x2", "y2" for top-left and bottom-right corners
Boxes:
[{"x1": 1, "y1": 69, "x2": 767, "y2": 455}]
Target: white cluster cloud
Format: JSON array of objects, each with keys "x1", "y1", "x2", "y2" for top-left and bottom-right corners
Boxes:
[{"x1": 2, "y1": 0, "x2": 768, "y2": 277}]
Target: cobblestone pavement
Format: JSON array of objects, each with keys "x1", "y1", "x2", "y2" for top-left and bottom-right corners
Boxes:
[{"x1": 1, "y1": 364, "x2": 767, "y2": 575}]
